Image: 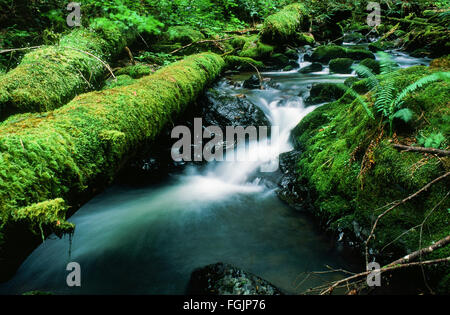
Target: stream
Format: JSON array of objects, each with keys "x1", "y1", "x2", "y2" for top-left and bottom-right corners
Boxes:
[{"x1": 0, "y1": 47, "x2": 430, "y2": 295}]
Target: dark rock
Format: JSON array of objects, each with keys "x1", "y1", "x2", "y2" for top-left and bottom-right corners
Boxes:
[
  {"x1": 201, "y1": 88, "x2": 270, "y2": 129},
  {"x1": 187, "y1": 262, "x2": 284, "y2": 295},
  {"x1": 305, "y1": 83, "x2": 346, "y2": 105},
  {"x1": 277, "y1": 150, "x2": 311, "y2": 210},
  {"x1": 270, "y1": 53, "x2": 290, "y2": 67},
  {"x1": 298, "y1": 63, "x2": 323, "y2": 73},
  {"x1": 243, "y1": 74, "x2": 261, "y2": 89},
  {"x1": 285, "y1": 48, "x2": 299, "y2": 60}
]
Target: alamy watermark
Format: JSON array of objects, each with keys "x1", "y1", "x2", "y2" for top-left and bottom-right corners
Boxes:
[
  {"x1": 66, "y1": 262, "x2": 81, "y2": 287},
  {"x1": 67, "y1": 2, "x2": 81, "y2": 27},
  {"x1": 367, "y1": 2, "x2": 381, "y2": 27},
  {"x1": 366, "y1": 262, "x2": 381, "y2": 287}
]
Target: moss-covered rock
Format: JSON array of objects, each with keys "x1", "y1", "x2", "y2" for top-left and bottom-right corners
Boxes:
[
  {"x1": 0, "y1": 21, "x2": 133, "y2": 121},
  {"x1": 368, "y1": 40, "x2": 396, "y2": 52},
  {"x1": 329, "y1": 58, "x2": 354, "y2": 74},
  {"x1": 238, "y1": 35, "x2": 274, "y2": 60},
  {"x1": 0, "y1": 52, "x2": 225, "y2": 280},
  {"x1": 404, "y1": 26, "x2": 450, "y2": 58},
  {"x1": 286, "y1": 65, "x2": 450, "y2": 286},
  {"x1": 260, "y1": 3, "x2": 310, "y2": 45},
  {"x1": 359, "y1": 58, "x2": 381, "y2": 74},
  {"x1": 311, "y1": 45, "x2": 374, "y2": 63},
  {"x1": 305, "y1": 83, "x2": 347, "y2": 105}
]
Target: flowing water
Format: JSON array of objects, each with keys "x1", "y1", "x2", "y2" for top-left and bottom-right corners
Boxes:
[{"x1": 0, "y1": 49, "x2": 429, "y2": 295}]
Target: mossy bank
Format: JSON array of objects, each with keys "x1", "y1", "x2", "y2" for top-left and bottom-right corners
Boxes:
[{"x1": 280, "y1": 61, "x2": 450, "y2": 291}]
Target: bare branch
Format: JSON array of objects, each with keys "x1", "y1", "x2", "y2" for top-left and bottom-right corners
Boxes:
[{"x1": 393, "y1": 144, "x2": 450, "y2": 156}]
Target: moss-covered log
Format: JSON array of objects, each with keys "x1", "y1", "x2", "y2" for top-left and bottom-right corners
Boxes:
[
  {"x1": 0, "y1": 21, "x2": 134, "y2": 121},
  {"x1": 0, "y1": 52, "x2": 225, "y2": 280},
  {"x1": 260, "y1": 4, "x2": 310, "y2": 45}
]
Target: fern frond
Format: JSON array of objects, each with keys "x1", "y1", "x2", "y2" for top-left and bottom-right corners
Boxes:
[
  {"x1": 375, "y1": 79, "x2": 396, "y2": 116},
  {"x1": 351, "y1": 64, "x2": 379, "y2": 91},
  {"x1": 392, "y1": 108, "x2": 413, "y2": 123},
  {"x1": 376, "y1": 51, "x2": 398, "y2": 74},
  {"x1": 345, "y1": 87, "x2": 375, "y2": 120}
]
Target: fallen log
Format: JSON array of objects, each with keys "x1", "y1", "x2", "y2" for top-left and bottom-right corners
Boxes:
[
  {"x1": 0, "y1": 20, "x2": 134, "y2": 121},
  {"x1": 0, "y1": 52, "x2": 225, "y2": 280}
]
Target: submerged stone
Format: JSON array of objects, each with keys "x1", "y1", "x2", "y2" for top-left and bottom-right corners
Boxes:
[{"x1": 187, "y1": 262, "x2": 283, "y2": 295}]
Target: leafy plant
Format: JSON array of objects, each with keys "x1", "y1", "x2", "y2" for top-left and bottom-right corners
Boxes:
[
  {"x1": 351, "y1": 52, "x2": 450, "y2": 134},
  {"x1": 417, "y1": 132, "x2": 446, "y2": 149}
]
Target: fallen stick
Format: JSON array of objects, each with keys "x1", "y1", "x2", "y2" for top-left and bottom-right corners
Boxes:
[{"x1": 393, "y1": 144, "x2": 450, "y2": 156}]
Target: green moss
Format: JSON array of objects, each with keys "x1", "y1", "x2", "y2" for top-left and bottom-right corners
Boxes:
[
  {"x1": 239, "y1": 35, "x2": 274, "y2": 60},
  {"x1": 0, "y1": 22, "x2": 132, "y2": 121},
  {"x1": 165, "y1": 26, "x2": 205, "y2": 45},
  {"x1": 260, "y1": 4, "x2": 310, "y2": 45},
  {"x1": 306, "y1": 83, "x2": 347, "y2": 105},
  {"x1": 224, "y1": 55, "x2": 264, "y2": 71},
  {"x1": 0, "y1": 52, "x2": 225, "y2": 270},
  {"x1": 311, "y1": 45, "x2": 374, "y2": 63},
  {"x1": 404, "y1": 25, "x2": 450, "y2": 58},
  {"x1": 11, "y1": 198, "x2": 74, "y2": 239},
  {"x1": 103, "y1": 75, "x2": 136, "y2": 90},
  {"x1": 115, "y1": 64, "x2": 153, "y2": 79},
  {"x1": 291, "y1": 64, "x2": 450, "y2": 268},
  {"x1": 329, "y1": 58, "x2": 354, "y2": 74},
  {"x1": 368, "y1": 40, "x2": 395, "y2": 52}
]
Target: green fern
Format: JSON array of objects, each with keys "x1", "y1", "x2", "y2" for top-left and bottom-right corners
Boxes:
[
  {"x1": 344, "y1": 86, "x2": 375, "y2": 120},
  {"x1": 374, "y1": 79, "x2": 396, "y2": 117},
  {"x1": 390, "y1": 72, "x2": 450, "y2": 113},
  {"x1": 352, "y1": 64, "x2": 379, "y2": 90}
]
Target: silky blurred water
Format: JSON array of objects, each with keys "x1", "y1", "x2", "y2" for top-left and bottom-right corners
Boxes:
[{"x1": 0, "y1": 48, "x2": 424, "y2": 295}]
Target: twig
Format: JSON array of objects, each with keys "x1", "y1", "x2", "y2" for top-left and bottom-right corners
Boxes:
[
  {"x1": 124, "y1": 46, "x2": 135, "y2": 65},
  {"x1": 319, "y1": 256, "x2": 450, "y2": 295},
  {"x1": 243, "y1": 61, "x2": 264, "y2": 90},
  {"x1": 388, "y1": 235, "x2": 450, "y2": 267},
  {"x1": 0, "y1": 46, "x2": 42, "y2": 54},
  {"x1": 393, "y1": 144, "x2": 450, "y2": 156}
]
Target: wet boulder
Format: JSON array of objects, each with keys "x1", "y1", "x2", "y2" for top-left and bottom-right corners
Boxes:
[
  {"x1": 200, "y1": 88, "x2": 270, "y2": 129},
  {"x1": 187, "y1": 262, "x2": 283, "y2": 295},
  {"x1": 305, "y1": 83, "x2": 346, "y2": 105},
  {"x1": 298, "y1": 62, "x2": 323, "y2": 73},
  {"x1": 243, "y1": 74, "x2": 261, "y2": 89},
  {"x1": 329, "y1": 58, "x2": 354, "y2": 74},
  {"x1": 277, "y1": 150, "x2": 311, "y2": 210}
]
